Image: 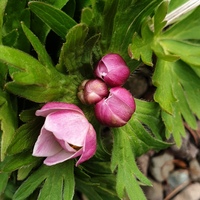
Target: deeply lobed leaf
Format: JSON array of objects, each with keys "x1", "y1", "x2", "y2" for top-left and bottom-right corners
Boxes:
[
  {"x1": 0, "y1": 45, "x2": 79, "y2": 103},
  {"x1": 153, "y1": 60, "x2": 200, "y2": 146},
  {"x1": 110, "y1": 99, "x2": 171, "y2": 199},
  {"x1": 13, "y1": 161, "x2": 75, "y2": 200}
]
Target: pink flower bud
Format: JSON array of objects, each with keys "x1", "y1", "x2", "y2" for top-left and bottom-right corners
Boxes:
[
  {"x1": 94, "y1": 53, "x2": 130, "y2": 87},
  {"x1": 32, "y1": 102, "x2": 96, "y2": 166},
  {"x1": 84, "y1": 79, "x2": 109, "y2": 104},
  {"x1": 94, "y1": 87, "x2": 135, "y2": 127},
  {"x1": 78, "y1": 79, "x2": 109, "y2": 104}
]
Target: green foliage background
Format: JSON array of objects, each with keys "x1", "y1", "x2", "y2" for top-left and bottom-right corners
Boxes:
[{"x1": 0, "y1": 0, "x2": 200, "y2": 199}]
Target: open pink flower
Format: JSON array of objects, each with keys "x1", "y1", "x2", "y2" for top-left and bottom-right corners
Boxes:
[
  {"x1": 32, "y1": 102, "x2": 96, "y2": 166},
  {"x1": 94, "y1": 87, "x2": 136, "y2": 127},
  {"x1": 94, "y1": 53, "x2": 130, "y2": 87}
]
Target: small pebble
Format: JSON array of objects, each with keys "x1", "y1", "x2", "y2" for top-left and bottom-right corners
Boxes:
[
  {"x1": 173, "y1": 183, "x2": 200, "y2": 200},
  {"x1": 170, "y1": 132, "x2": 199, "y2": 160},
  {"x1": 150, "y1": 152, "x2": 174, "y2": 182},
  {"x1": 189, "y1": 159, "x2": 200, "y2": 181},
  {"x1": 167, "y1": 170, "x2": 189, "y2": 189}
]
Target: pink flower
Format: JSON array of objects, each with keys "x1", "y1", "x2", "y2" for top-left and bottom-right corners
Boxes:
[
  {"x1": 78, "y1": 79, "x2": 109, "y2": 104},
  {"x1": 32, "y1": 102, "x2": 96, "y2": 166},
  {"x1": 94, "y1": 53, "x2": 130, "y2": 87},
  {"x1": 94, "y1": 87, "x2": 136, "y2": 127}
]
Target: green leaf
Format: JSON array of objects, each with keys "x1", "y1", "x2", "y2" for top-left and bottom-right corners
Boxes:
[
  {"x1": 0, "y1": 62, "x2": 8, "y2": 87},
  {"x1": 109, "y1": 97, "x2": 171, "y2": 200},
  {"x1": 152, "y1": 39, "x2": 180, "y2": 62},
  {"x1": 128, "y1": 20, "x2": 154, "y2": 66},
  {"x1": 7, "y1": 117, "x2": 44, "y2": 155},
  {"x1": 29, "y1": 0, "x2": 70, "y2": 44},
  {"x1": 128, "y1": 116, "x2": 170, "y2": 157},
  {"x1": 0, "y1": 172, "x2": 9, "y2": 195},
  {"x1": 161, "y1": 109, "x2": 185, "y2": 146},
  {"x1": 29, "y1": 1, "x2": 77, "y2": 39},
  {"x1": 110, "y1": 104, "x2": 170, "y2": 199},
  {"x1": 0, "y1": 0, "x2": 8, "y2": 44},
  {"x1": 21, "y1": 22, "x2": 54, "y2": 68},
  {"x1": 173, "y1": 62, "x2": 200, "y2": 119},
  {"x1": 153, "y1": 1, "x2": 168, "y2": 35},
  {"x1": 76, "y1": 180, "x2": 104, "y2": 200},
  {"x1": 2, "y1": 29, "x2": 19, "y2": 47},
  {"x1": 153, "y1": 59, "x2": 176, "y2": 114},
  {"x1": 13, "y1": 161, "x2": 75, "y2": 200},
  {"x1": 0, "y1": 45, "x2": 79, "y2": 103},
  {"x1": 87, "y1": 0, "x2": 162, "y2": 67},
  {"x1": 134, "y1": 99, "x2": 164, "y2": 139},
  {"x1": 2, "y1": 0, "x2": 30, "y2": 51},
  {"x1": 17, "y1": 163, "x2": 38, "y2": 181},
  {"x1": 153, "y1": 59, "x2": 200, "y2": 146},
  {"x1": 75, "y1": 161, "x2": 119, "y2": 200},
  {"x1": 0, "y1": 152, "x2": 40, "y2": 173},
  {"x1": 42, "y1": 0, "x2": 69, "y2": 8},
  {"x1": 81, "y1": 8, "x2": 94, "y2": 25},
  {"x1": 172, "y1": 81, "x2": 197, "y2": 129},
  {"x1": 109, "y1": 0, "x2": 163, "y2": 58},
  {"x1": 19, "y1": 108, "x2": 38, "y2": 123},
  {"x1": 111, "y1": 126, "x2": 151, "y2": 200},
  {"x1": 159, "y1": 39, "x2": 200, "y2": 67},
  {"x1": 163, "y1": 6, "x2": 200, "y2": 40},
  {"x1": 0, "y1": 90, "x2": 17, "y2": 160},
  {"x1": 57, "y1": 23, "x2": 100, "y2": 77},
  {"x1": 57, "y1": 23, "x2": 89, "y2": 74}
]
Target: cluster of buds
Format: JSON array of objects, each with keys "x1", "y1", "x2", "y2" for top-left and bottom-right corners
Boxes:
[
  {"x1": 78, "y1": 53, "x2": 136, "y2": 127},
  {"x1": 33, "y1": 53, "x2": 136, "y2": 167}
]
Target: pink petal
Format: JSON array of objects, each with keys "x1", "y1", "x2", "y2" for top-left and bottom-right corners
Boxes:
[
  {"x1": 33, "y1": 127, "x2": 62, "y2": 157},
  {"x1": 84, "y1": 79, "x2": 109, "y2": 104},
  {"x1": 35, "y1": 102, "x2": 84, "y2": 117},
  {"x1": 95, "y1": 61, "x2": 108, "y2": 78},
  {"x1": 107, "y1": 90, "x2": 134, "y2": 122},
  {"x1": 56, "y1": 139, "x2": 77, "y2": 153},
  {"x1": 95, "y1": 99, "x2": 126, "y2": 127},
  {"x1": 44, "y1": 110, "x2": 90, "y2": 146},
  {"x1": 76, "y1": 124, "x2": 97, "y2": 166},
  {"x1": 104, "y1": 67, "x2": 130, "y2": 87},
  {"x1": 44, "y1": 148, "x2": 83, "y2": 166},
  {"x1": 95, "y1": 54, "x2": 130, "y2": 87},
  {"x1": 102, "y1": 53, "x2": 127, "y2": 70},
  {"x1": 111, "y1": 87, "x2": 135, "y2": 110}
]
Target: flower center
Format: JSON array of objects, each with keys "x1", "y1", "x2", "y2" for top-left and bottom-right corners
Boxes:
[{"x1": 69, "y1": 143, "x2": 82, "y2": 151}]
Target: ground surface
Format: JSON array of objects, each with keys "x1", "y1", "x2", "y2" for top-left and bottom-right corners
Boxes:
[{"x1": 138, "y1": 122, "x2": 200, "y2": 200}]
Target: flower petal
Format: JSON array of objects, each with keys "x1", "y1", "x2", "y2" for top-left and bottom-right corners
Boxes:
[
  {"x1": 111, "y1": 87, "x2": 135, "y2": 111},
  {"x1": 33, "y1": 127, "x2": 62, "y2": 157},
  {"x1": 44, "y1": 148, "x2": 83, "y2": 166},
  {"x1": 44, "y1": 110, "x2": 90, "y2": 146},
  {"x1": 95, "y1": 53, "x2": 130, "y2": 87},
  {"x1": 95, "y1": 61, "x2": 108, "y2": 78},
  {"x1": 102, "y1": 53, "x2": 126, "y2": 67},
  {"x1": 56, "y1": 139, "x2": 77, "y2": 153},
  {"x1": 36, "y1": 102, "x2": 84, "y2": 117},
  {"x1": 95, "y1": 98, "x2": 127, "y2": 127},
  {"x1": 104, "y1": 67, "x2": 130, "y2": 87},
  {"x1": 76, "y1": 124, "x2": 97, "y2": 166}
]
